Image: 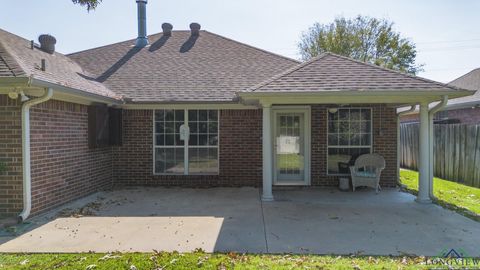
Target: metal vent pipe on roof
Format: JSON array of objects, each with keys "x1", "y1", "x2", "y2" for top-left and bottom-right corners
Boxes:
[
  {"x1": 162, "y1": 23, "x2": 173, "y2": 36},
  {"x1": 190, "y1": 23, "x2": 201, "y2": 36},
  {"x1": 135, "y1": 0, "x2": 148, "y2": 47}
]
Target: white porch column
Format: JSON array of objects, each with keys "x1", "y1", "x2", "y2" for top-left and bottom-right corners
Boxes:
[
  {"x1": 417, "y1": 102, "x2": 432, "y2": 203},
  {"x1": 261, "y1": 103, "x2": 274, "y2": 201}
]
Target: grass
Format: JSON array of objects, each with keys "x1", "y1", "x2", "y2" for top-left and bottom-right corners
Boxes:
[
  {"x1": 400, "y1": 169, "x2": 480, "y2": 220},
  {"x1": 277, "y1": 153, "x2": 303, "y2": 170},
  {"x1": 0, "y1": 251, "x2": 438, "y2": 269}
]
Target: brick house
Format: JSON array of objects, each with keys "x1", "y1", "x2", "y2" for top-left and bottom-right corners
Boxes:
[
  {"x1": 0, "y1": 1, "x2": 473, "y2": 220},
  {"x1": 401, "y1": 68, "x2": 480, "y2": 124}
]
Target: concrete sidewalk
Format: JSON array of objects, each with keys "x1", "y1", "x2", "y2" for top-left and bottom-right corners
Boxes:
[{"x1": 0, "y1": 187, "x2": 479, "y2": 256}]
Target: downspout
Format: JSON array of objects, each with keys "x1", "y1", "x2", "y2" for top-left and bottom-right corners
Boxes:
[
  {"x1": 18, "y1": 88, "x2": 53, "y2": 222},
  {"x1": 427, "y1": 95, "x2": 448, "y2": 199},
  {"x1": 396, "y1": 105, "x2": 417, "y2": 185}
]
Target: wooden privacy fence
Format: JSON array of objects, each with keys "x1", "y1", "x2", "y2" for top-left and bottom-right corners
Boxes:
[{"x1": 400, "y1": 123, "x2": 480, "y2": 188}]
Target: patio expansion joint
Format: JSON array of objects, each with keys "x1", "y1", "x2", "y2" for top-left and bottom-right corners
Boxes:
[{"x1": 259, "y1": 190, "x2": 270, "y2": 253}]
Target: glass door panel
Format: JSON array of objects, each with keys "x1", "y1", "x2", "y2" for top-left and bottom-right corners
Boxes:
[{"x1": 275, "y1": 113, "x2": 305, "y2": 183}]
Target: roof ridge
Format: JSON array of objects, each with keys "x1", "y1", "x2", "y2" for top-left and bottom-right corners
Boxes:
[
  {"x1": 202, "y1": 31, "x2": 300, "y2": 65},
  {"x1": 68, "y1": 30, "x2": 298, "y2": 64},
  {"x1": 325, "y1": 52, "x2": 463, "y2": 91},
  {"x1": 67, "y1": 31, "x2": 182, "y2": 56},
  {"x1": 246, "y1": 53, "x2": 329, "y2": 92},
  {"x1": 67, "y1": 37, "x2": 140, "y2": 56}
]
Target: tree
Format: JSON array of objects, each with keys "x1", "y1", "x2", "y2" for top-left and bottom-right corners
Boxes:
[
  {"x1": 298, "y1": 15, "x2": 423, "y2": 74},
  {"x1": 71, "y1": 0, "x2": 102, "y2": 11}
]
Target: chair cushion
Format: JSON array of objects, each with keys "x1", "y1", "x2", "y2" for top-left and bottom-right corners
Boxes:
[{"x1": 355, "y1": 171, "x2": 376, "y2": 178}]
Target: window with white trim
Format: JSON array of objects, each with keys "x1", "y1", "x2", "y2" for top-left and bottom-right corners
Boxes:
[
  {"x1": 327, "y1": 108, "x2": 372, "y2": 175},
  {"x1": 154, "y1": 109, "x2": 219, "y2": 175}
]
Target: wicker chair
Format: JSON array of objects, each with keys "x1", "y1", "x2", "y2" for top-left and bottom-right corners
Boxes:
[{"x1": 349, "y1": 153, "x2": 386, "y2": 193}]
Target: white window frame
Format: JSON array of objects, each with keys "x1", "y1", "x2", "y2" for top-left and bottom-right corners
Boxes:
[
  {"x1": 326, "y1": 107, "x2": 373, "y2": 176},
  {"x1": 153, "y1": 109, "x2": 220, "y2": 176}
]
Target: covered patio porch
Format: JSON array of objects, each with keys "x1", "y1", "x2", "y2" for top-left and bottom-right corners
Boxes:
[{"x1": 238, "y1": 53, "x2": 473, "y2": 203}]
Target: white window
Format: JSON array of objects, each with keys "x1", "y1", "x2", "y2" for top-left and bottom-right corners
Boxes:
[
  {"x1": 154, "y1": 109, "x2": 219, "y2": 175},
  {"x1": 327, "y1": 108, "x2": 372, "y2": 175}
]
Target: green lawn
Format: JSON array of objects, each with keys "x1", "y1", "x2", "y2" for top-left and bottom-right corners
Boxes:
[
  {"x1": 0, "y1": 252, "x2": 436, "y2": 269},
  {"x1": 400, "y1": 169, "x2": 480, "y2": 220},
  {"x1": 277, "y1": 153, "x2": 303, "y2": 170}
]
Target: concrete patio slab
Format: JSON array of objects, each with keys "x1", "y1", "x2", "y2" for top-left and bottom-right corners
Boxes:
[
  {"x1": 263, "y1": 189, "x2": 480, "y2": 256},
  {"x1": 0, "y1": 187, "x2": 266, "y2": 253},
  {"x1": 0, "y1": 187, "x2": 479, "y2": 256}
]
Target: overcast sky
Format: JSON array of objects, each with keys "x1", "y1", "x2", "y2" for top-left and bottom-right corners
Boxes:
[{"x1": 2, "y1": 0, "x2": 479, "y2": 82}]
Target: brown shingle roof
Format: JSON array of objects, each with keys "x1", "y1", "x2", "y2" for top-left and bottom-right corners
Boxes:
[
  {"x1": 246, "y1": 53, "x2": 465, "y2": 93},
  {"x1": 0, "y1": 28, "x2": 120, "y2": 99},
  {"x1": 68, "y1": 30, "x2": 299, "y2": 103}
]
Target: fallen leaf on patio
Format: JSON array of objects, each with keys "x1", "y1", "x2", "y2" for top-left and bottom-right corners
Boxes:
[{"x1": 329, "y1": 216, "x2": 339, "y2": 220}]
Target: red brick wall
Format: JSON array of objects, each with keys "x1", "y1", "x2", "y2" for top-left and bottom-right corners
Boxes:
[
  {"x1": 113, "y1": 109, "x2": 263, "y2": 186},
  {"x1": 28, "y1": 100, "x2": 113, "y2": 215},
  {"x1": 114, "y1": 106, "x2": 397, "y2": 188},
  {"x1": 0, "y1": 101, "x2": 399, "y2": 218},
  {"x1": 0, "y1": 95, "x2": 23, "y2": 218},
  {"x1": 311, "y1": 104, "x2": 397, "y2": 187}
]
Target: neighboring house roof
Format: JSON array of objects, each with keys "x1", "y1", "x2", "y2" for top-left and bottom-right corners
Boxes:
[
  {"x1": 68, "y1": 30, "x2": 299, "y2": 103},
  {"x1": 0, "y1": 28, "x2": 120, "y2": 100},
  {"x1": 446, "y1": 68, "x2": 480, "y2": 108},
  {"x1": 246, "y1": 53, "x2": 464, "y2": 93}
]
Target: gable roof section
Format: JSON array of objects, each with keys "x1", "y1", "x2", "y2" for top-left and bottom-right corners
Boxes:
[
  {"x1": 68, "y1": 30, "x2": 299, "y2": 103},
  {"x1": 0, "y1": 28, "x2": 120, "y2": 100},
  {"x1": 446, "y1": 68, "x2": 480, "y2": 107},
  {"x1": 246, "y1": 53, "x2": 467, "y2": 94}
]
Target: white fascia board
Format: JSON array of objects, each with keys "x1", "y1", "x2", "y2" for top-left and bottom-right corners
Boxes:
[
  {"x1": 238, "y1": 89, "x2": 473, "y2": 98},
  {"x1": 121, "y1": 103, "x2": 258, "y2": 110},
  {"x1": 398, "y1": 100, "x2": 480, "y2": 115},
  {"x1": 238, "y1": 90, "x2": 473, "y2": 105},
  {"x1": 0, "y1": 77, "x2": 31, "y2": 88},
  {"x1": 444, "y1": 101, "x2": 480, "y2": 111},
  {"x1": 29, "y1": 78, "x2": 123, "y2": 106}
]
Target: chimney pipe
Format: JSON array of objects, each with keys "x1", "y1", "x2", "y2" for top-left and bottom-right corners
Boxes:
[{"x1": 135, "y1": 0, "x2": 148, "y2": 47}]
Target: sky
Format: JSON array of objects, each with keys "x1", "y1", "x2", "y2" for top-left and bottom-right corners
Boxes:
[{"x1": 1, "y1": 0, "x2": 479, "y2": 83}]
